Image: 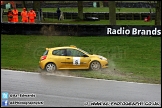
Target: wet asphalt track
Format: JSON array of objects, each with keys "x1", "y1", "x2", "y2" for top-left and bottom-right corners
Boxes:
[{"x1": 1, "y1": 69, "x2": 161, "y2": 107}]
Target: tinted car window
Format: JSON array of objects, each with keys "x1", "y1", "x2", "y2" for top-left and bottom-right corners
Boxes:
[
  {"x1": 52, "y1": 49, "x2": 66, "y2": 56},
  {"x1": 67, "y1": 49, "x2": 85, "y2": 57}
]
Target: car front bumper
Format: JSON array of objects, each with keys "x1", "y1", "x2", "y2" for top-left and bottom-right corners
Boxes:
[{"x1": 100, "y1": 60, "x2": 108, "y2": 68}]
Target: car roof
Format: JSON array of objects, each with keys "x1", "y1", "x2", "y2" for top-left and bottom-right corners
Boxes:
[{"x1": 46, "y1": 45, "x2": 77, "y2": 50}]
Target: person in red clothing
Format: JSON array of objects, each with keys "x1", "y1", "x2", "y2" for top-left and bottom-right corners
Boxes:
[
  {"x1": 147, "y1": 15, "x2": 150, "y2": 21},
  {"x1": 28, "y1": 8, "x2": 36, "y2": 23},
  {"x1": 7, "y1": 8, "x2": 13, "y2": 22},
  {"x1": 144, "y1": 15, "x2": 151, "y2": 22},
  {"x1": 12, "y1": 7, "x2": 18, "y2": 22},
  {"x1": 21, "y1": 8, "x2": 28, "y2": 23}
]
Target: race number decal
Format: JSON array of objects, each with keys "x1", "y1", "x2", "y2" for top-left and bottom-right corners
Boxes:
[{"x1": 73, "y1": 57, "x2": 80, "y2": 65}]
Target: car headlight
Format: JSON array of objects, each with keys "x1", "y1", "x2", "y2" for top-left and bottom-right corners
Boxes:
[{"x1": 98, "y1": 56, "x2": 107, "y2": 60}]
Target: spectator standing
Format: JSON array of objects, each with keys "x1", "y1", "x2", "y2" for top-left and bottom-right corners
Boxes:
[
  {"x1": 21, "y1": 8, "x2": 28, "y2": 23},
  {"x1": 28, "y1": 8, "x2": 36, "y2": 23},
  {"x1": 7, "y1": 8, "x2": 13, "y2": 22},
  {"x1": 12, "y1": 7, "x2": 18, "y2": 22},
  {"x1": 56, "y1": 7, "x2": 61, "y2": 20}
]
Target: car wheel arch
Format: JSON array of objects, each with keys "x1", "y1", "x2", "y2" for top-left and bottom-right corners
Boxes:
[
  {"x1": 45, "y1": 62, "x2": 57, "y2": 72},
  {"x1": 89, "y1": 60, "x2": 101, "y2": 70},
  {"x1": 45, "y1": 62, "x2": 57, "y2": 67}
]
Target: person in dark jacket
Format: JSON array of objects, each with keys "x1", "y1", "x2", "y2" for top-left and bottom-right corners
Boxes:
[{"x1": 56, "y1": 7, "x2": 61, "y2": 20}]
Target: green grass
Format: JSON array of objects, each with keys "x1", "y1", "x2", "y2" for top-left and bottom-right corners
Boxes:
[
  {"x1": 3, "y1": 7, "x2": 154, "y2": 13},
  {"x1": 1, "y1": 35, "x2": 161, "y2": 84},
  {"x1": 42, "y1": 18, "x2": 155, "y2": 25}
]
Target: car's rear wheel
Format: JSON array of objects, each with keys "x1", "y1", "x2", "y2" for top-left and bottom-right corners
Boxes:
[
  {"x1": 89, "y1": 61, "x2": 101, "y2": 71},
  {"x1": 45, "y1": 63, "x2": 57, "y2": 72}
]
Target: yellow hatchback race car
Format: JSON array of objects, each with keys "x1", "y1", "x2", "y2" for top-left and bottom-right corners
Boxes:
[{"x1": 39, "y1": 45, "x2": 108, "y2": 72}]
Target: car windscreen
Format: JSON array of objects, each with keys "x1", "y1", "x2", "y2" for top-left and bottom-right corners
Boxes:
[{"x1": 77, "y1": 48, "x2": 90, "y2": 55}]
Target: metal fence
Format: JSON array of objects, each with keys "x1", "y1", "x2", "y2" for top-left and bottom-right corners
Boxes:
[
  {"x1": 1, "y1": 11, "x2": 154, "y2": 22},
  {"x1": 42, "y1": 12, "x2": 155, "y2": 20}
]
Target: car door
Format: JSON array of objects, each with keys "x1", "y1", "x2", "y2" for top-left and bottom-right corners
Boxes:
[
  {"x1": 52, "y1": 49, "x2": 66, "y2": 69},
  {"x1": 65, "y1": 48, "x2": 91, "y2": 69}
]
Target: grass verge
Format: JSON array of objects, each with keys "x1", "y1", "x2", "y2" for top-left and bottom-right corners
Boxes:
[
  {"x1": 1, "y1": 35, "x2": 161, "y2": 84},
  {"x1": 42, "y1": 18, "x2": 155, "y2": 25}
]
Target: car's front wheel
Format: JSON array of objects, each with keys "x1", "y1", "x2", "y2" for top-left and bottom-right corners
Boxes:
[
  {"x1": 45, "y1": 63, "x2": 57, "y2": 72},
  {"x1": 89, "y1": 61, "x2": 101, "y2": 71}
]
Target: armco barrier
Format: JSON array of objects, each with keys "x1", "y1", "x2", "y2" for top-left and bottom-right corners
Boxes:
[
  {"x1": 3, "y1": 12, "x2": 154, "y2": 20},
  {"x1": 1, "y1": 22, "x2": 161, "y2": 36},
  {"x1": 42, "y1": 12, "x2": 155, "y2": 20}
]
